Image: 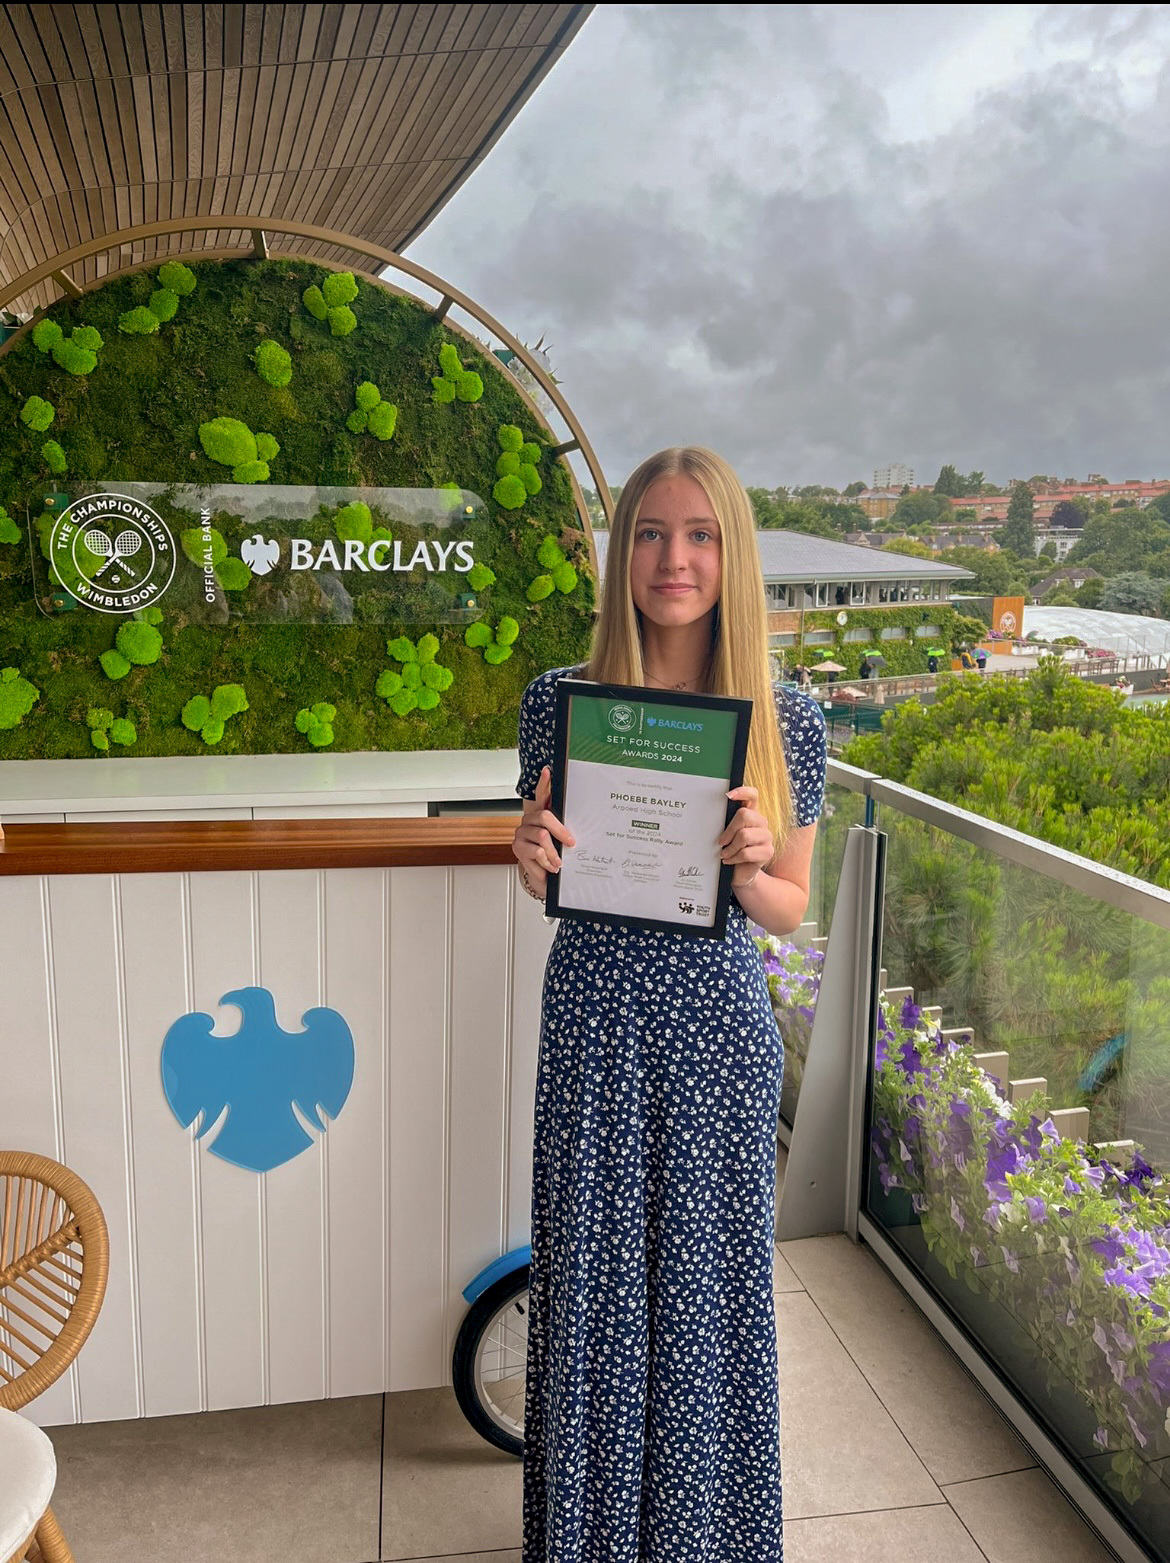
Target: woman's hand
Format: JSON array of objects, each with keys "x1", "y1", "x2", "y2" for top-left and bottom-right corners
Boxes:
[
  {"x1": 718, "y1": 784, "x2": 775, "y2": 888},
  {"x1": 512, "y1": 765, "x2": 576, "y2": 893}
]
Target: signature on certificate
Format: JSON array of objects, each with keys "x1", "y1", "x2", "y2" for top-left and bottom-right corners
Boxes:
[
  {"x1": 576, "y1": 852, "x2": 614, "y2": 866},
  {"x1": 677, "y1": 865, "x2": 702, "y2": 879}
]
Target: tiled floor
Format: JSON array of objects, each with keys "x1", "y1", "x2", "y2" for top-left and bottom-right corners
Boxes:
[{"x1": 44, "y1": 1156, "x2": 1118, "y2": 1563}]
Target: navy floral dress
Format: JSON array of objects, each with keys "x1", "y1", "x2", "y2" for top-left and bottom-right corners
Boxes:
[{"x1": 516, "y1": 668, "x2": 827, "y2": 1562}]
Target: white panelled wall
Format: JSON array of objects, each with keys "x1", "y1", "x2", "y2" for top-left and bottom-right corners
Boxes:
[{"x1": 0, "y1": 864, "x2": 553, "y2": 1426}]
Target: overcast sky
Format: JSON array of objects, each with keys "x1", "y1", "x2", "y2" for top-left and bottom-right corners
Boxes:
[{"x1": 409, "y1": 4, "x2": 1170, "y2": 491}]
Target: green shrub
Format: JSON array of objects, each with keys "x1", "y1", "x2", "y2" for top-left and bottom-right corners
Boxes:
[
  {"x1": 367, "y1": 402, "x2": 397, "y2": 440},
  {"x1": 322, "y1": 273, "x2": 358, "y2": 308},
  {"x1": 498, "y1": 424, "x2": 523, "y2": 453},
  {"x1": 41, "y1": 441, "x2": 67, "y2": 474},
  {"x1": 157, "y1": 261, "x2": 197, "y2": 296},
  {"x1": 527, "y1": 574, "x2": 554, "y2": 602},
  {"x1": 20, "y1": 396, "x2": 55, "y2": 431},
  {"x1": 210, "y1": 683, "x2": 249, "y2": 720},
  {"x1": 389, "y1": 688, "x2": 418, "y2": 716},
  {"x1": 431, "y1": 377, "x2": 456, "y2": 404},
  {"x1": 484, "y1": 643, "x2": 513, "y2": 665},
  {"x1": 327, "y1": 306, "x2": 357, "y2": 338},
  {"x1": 71, "y1": 325, "x2": 104, "y2": 352},
  {"x1": 416, "y1": 633, "x2": 439, "y2": 662},
  {"x1": 467, "y1": 563, "x2": 496, "y2": 592},
  {"x1": 254, "y1": 432, "x2": 279, "y2": 461},
  {"x1": 537, "y1": 536, "x2": 565, "y2": 569},
  {"x1": 0, "y1": 667, "x2": 39, "y2": 729},
  {"x1": 181, "y1": 695, "x2": 211, "y2": 731},
  {"x1": 552, "y1": 562, "x2": 579, "y2": 594},
  {"x1": 375, "y1": 670, "x2": 402, "y2": 698},
  {"x1": 387, "y1": 636, "x2": 417, "y2": 663},
  {"x1": 31, "y1": 319, "x2": 63, "y2": 352},
  {"x1": 464, "y1": 622, "x2": 493, "y2": 648},
  {"x1": 181, "y1": 526, "x2": 227, "y2": 566},
  {"x1": 335, "y1": 501, "x2": 373, "y2": 544},
  {"x1": 356, "y1": 381, "x2": 381, "y2": 411},
  {"x1": 232, "y1": 460, "x2": 269, "y2": 483},
  {"x1": 115, "y1": 621, "x2": 163, "y2": 666},
  {"x1": 216, "y1": 556, "x2": 253, "y2": 592},
  {"x1": 149, "y1": 288, "x2": 180, "y2": 322},
  {"x1": 254, "y1": 339, "x2": 292, "y2": 387},
  {"x1": 199, "y1": 416, "x2": 256, "y2": 467},
  {"x1": 110, "y1": 717, "x2": 136, "y2": 746},
  {"x1": 295, "y1": 702, "x2": 336, "y2": 746},
  {"x1": 99, "y1": 649, "x2": 131, "y2": 680},
  {"x1": 303, "y1": 285, "x2": 327, "y2": 320},
  {"x1": 493, "y1": 474, "x2": 527, "y2": 509},
  {"x1": 0, "y1": 509, "x2": 20, "y2": 545},
  {"x1": 495, "y1": 616, "x2": 520, "y2": 646},
  {"x1": 496, "y1": 451, "x2": 520, "y2": 478},
  {"x1": 119, "y1": 306, "x2": 160, "y2": 335}
]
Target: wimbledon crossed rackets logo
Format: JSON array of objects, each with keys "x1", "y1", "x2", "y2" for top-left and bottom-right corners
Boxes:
[{"x1": 48, "y1": 492, "x2": 176, "y2": 613}]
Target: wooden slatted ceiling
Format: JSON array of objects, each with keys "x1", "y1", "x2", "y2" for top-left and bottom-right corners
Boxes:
[{"x1": 0, "y1": 3, "x2": 590, "y2": 310}]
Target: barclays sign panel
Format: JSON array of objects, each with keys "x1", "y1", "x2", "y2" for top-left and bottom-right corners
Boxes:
[{"x1": 161, "y1": 987, "x2": 355, "y2": 1173}]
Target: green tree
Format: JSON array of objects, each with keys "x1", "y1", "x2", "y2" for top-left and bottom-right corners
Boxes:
[
  {"x1": 961, "y1": 470, "x2": 985, "y2": 494},
  {"x1": 997, "y1": 482, "x2": 1035, "y2": 555},
  {"x1": 892, "y1": 490, "x2": 951, "y2": 528},
  {"x1": 1043, "y1": 584, "x2": 1078, "y2": 606},
  {"x1": 1039, "y1": 539, "x2": 1057, "y2": 560},
  {"x1": 937, "y1": 546, "x2": 1017, "y2": 595},
  {"x1": 1049, "y1": 499, "x2": 1088, "y2": 530},
  {"x1": 880, "y1": 538, "x2": 933, "y2": 560},
  {"x1": 843, "y1": 480, "x2": 867, "y2": 497},
  {"x1": 933, "y1": 464, "x2": 965, "y2": 496},
  {"x1": 1100, "y1": 572, "x2": 1165, "y2": 615},
  {"x1": 1075, "y1": 577, "x2": 1104, "y2": 608},
  {"x1": 1067, "y1": 508, "x2": 1170, "y2": 578}
]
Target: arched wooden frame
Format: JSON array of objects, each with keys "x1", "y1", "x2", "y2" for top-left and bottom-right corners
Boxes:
[{"x1": 0, "y1": 214, "x2": 615, "y2": 545}]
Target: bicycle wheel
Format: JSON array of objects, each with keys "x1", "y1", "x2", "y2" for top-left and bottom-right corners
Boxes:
[{"x1": 452, "y1": 1265, "x2": 529, "y2": 1457}]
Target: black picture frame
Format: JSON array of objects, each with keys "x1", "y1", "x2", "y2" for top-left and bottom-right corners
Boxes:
[{"x1": 545, "y1": 678, "x2": 752, "y2": 940}]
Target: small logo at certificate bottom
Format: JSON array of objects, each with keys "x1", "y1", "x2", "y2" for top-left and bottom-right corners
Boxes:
[{"x1": 679, "y1": 900, "x2": 695, "y2": 916}]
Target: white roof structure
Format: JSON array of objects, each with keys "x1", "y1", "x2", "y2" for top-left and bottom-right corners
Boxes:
[{"x1": 1023, "y1": 606, "x2": 1170, "y2": 659}]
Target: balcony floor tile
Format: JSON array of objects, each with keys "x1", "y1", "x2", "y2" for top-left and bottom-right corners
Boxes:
[
  {"x1": 780, "y1": 1233, "x2": 1034, "y2": 1485},
  {"x1": 777, "y1": 1290, "x2": 943, "y2": 1518},
  {"x1": 943, "y1": 1468, "x2": 1117, "y2": 1562},
  {"x1": 773, "y1": 1242, "x2": 804, "y2": 1292},
  {"x1": 48, "y1": 1393, "x2": 382, "y2": 1563},
  {"x1": 786, "y1": 1502, "x2": 988, "y2": 1562},
  {"x1": 381, "y1": 1386, "x2": 522, "y2": 1561}
]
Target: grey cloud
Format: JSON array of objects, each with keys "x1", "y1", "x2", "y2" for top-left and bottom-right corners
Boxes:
[{"x1": 409, "y1": 4, "x2": 1170, "y2": 488}]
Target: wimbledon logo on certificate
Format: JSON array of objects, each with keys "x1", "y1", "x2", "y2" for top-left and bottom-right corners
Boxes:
[{"x1": 561, "y1": 695, "x2": 740, "y2": 927}]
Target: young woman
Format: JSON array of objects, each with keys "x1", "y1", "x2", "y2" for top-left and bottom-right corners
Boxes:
[{"x1": 511, "y1": 446, "x2": 827, "y2": 1561}]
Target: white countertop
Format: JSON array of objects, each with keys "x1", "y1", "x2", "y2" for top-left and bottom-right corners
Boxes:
[{"x1": 0, "y1": 749, "x2": 520, "y2": 818}]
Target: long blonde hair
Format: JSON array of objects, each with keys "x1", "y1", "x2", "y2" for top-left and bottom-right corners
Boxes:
[{"x1": 588, "y1": 446, "x2": 794, "y2": 852}]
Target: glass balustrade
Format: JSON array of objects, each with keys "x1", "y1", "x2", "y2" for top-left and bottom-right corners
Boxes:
[
  {"x1": 863, "y1": 803, "x2": 1170, "y2": 1557},
  {"x1": 756, "y1": 767, "x2": 869, "y2": 1128}
]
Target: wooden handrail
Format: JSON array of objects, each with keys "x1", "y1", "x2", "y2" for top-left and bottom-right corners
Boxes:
[{"x1": 0, "y1": 817, "x2": 519, "y2": 877}]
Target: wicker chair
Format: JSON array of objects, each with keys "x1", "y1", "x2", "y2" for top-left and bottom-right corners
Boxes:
[{"x1": 0, "y1": 1153, "x2": 109, "y2": 1563}]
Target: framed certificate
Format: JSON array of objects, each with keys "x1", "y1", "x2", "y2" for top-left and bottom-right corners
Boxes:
[{"x1": 545, "y1": 679, "x2": 752, "y2": 939}]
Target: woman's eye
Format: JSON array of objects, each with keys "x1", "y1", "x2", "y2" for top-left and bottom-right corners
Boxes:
[
  {"x1": 636, "y1": 528, "x2": 660, "y2": 542},
  {"x1": 692, "y1": 529, "x2": 713, "y2": 543}
]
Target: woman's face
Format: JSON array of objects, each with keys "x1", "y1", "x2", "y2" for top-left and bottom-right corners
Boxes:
[{"x1": 629, "y1": 473, "x2": 722, "y2": 630}]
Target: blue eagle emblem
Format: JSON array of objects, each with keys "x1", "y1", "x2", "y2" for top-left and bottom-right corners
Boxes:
[{"x1": 161, "y1": 987, "x2": 355, "y2": 1173}]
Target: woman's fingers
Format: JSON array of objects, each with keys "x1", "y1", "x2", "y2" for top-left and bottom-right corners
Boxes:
[{"x1": 717, "y1": 809, "x2": 765, "y2": 848}]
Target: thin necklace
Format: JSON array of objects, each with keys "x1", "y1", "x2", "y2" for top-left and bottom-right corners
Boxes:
[{"x1": 644, "y1": 660, "x2": 710, "y2": 692}]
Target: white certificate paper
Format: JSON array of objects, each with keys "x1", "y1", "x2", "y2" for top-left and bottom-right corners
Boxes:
[{"x1": 547, "y1": 681, "x2": 751, "y2": 938}]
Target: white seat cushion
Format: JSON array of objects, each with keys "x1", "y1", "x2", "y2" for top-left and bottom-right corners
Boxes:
[{"x1": 0, "y1": 1407, "x2": 56, "y2": 1559}]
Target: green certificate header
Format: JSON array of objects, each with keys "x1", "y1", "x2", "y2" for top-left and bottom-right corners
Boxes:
[{"x1": 567, "y1": 692, "x2": 739, "y2": 780}]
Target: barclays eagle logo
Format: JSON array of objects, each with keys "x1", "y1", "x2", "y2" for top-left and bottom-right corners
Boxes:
[{"x1": 161, "y1": 987, "x2": 355, "y2": 1173}]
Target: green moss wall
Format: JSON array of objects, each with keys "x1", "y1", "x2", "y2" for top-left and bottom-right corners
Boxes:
[{"x1": 0, "y1": 258, "x2": 594, "y2": 759}]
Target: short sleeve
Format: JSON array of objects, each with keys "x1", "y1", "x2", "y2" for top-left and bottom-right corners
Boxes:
[
  {"x1": 776, "y1": 689, "x2": 828, "y2": 826},
  {"x1": 515, "y1": 668, "x2": 570, "y2": 800}
]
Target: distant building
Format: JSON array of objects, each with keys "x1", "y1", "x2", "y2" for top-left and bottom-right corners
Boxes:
[
  {"x1": 948, "y1": 478, "x2": 1170, "y2": 524},
  {"x1": 1032, "y1": 566, "x2": 1101, "y2": 603},
  {"x1": 873, "y1": 464, "x2": 914, "y2": 490},
  {"x1": 855, "y1": 488, "x2": 905, "y2": 520}
]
